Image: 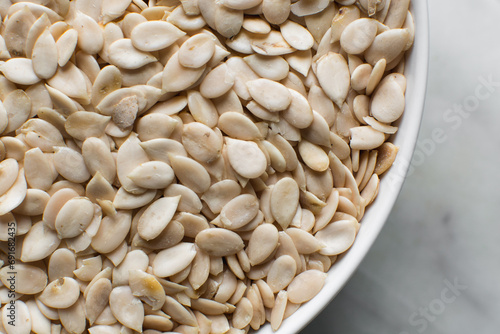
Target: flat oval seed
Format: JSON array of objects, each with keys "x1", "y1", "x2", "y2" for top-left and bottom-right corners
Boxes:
[
  {"x1": 162, "y1": 53, "x2": 206, "y2": 93},
  {"x1": 225, "y1": 137, "x2": 267, "y2": 179},
  {"x1": 349, "y1": 126, "x2": 386, "y2": 150},
  {"x1": 232, "y1": 297, "x2": 253, "y2": 329},
  {"x1": 351, "y1": 64, "x2": 373, "y2": 92},
  {"x1": 169, "y1": 155, "x2": 211, "y2": 194},
  {"x1": 131, "y1": 21, "x2": 185, "y2": 52},
  {"x1": 280, "y1": 20, "x2": 315, "y2": 51},
  {"x1": 109, "y1": 286, "x2": 144, "y2": 332},
  {"x1": 85, "y1": 278, "x2": 112, "y2": 325},
  {"x1": 201, "y1": 180, "x2": 242, "y2": 214},
  {"x1": 32, "y1": 29, "x2": 58, "y2": 79},
  {"x1": 315, "y1": 219, "x2": 357, "y2": 256},
  {"x1": 108, "y1": 39, "x2": 156, "y2": 70},
  {"x1": 195, "y1": 228, "x2": 244, "y2": 257},
  {"x1": 128, "y1": 161, "x2": 175, "y2": 189},
  {"x1": 0, "y1": 58, "x2": 40, "y2": 85},
  {"x1": 282, "y1": 88, "x2": 314, "y2": 129},
  {"x1": 2, "y1": 300, "x2": 31, "y2": 334},
  {"x1": 215, "y1": 3, "x2": 244, "y2": 38},
  {"x1": 0, "y1": 264, "x2": 47, "y2": 294},
  {"x1": 82, "y1": 137, "x2": 116, "y2": 183},
  {"x1": 246, "y1": 79, "x2": 292, "y2": 112},
  {"x1": 186, "y1": 90, "x2": 219, "y2": 128},
  {"x1": 4, "y1": 90, "x2": 32, "y2": 134},
  {"x1": 53, "y1": 147, "x2": 91, "y2": 183},
  {"x1": 43, "y1": 188, "x2": 79, "y2": 230},
  {"x1": 0, "y1": 167, "x2": 26, "y2": 216},
  {"x1": 73, "y1": 11, "x2": 104, "y2": 55},
  {"x1": 116, "y1": 133, "x2": 149, "y2": 194},
  {"x1": 287, "y1": 269, "x2": 327, "y2": 304},
  {"x1": 129, "y1": 270, "x2": 166, "y2": 311},
  {"x1": 47, "y1": 62, "x2": 89, "y2": 102},
  {"x1": 56, "y1": 28, "x2": 78, "y2": 67},
  {"x1": 371, "y1": 76, "x2": 406, "y2": 123},
  {"x1": 14, "y1": 188, "x2": 49, "y2": 215},
  {"x1": 113, "y1": 188, "x2": 156, "y2": 210},
  {"x1": 178, "y1": 33, "x2": 215, "y2": 68},
  {"x1": 271, "y1": 177, "x2": 300, "y2": 229},
  {"x1": 55, "y1": 197, "x2": 94, "y2": 239},
  {"x1": 262, "y1": 0, "x2": 290, "y2": 25},
  {"x1": 271, "y1": 290, "x2": 287, "y2": 331},
  {"x1": 200, "y1": 63, "x2": 235, "y2": 99},
  {"x1": 286, "y1": 228, "x2": 324, "y2": 254},
  {"x1": 65, "y1": 111, "x2": 111, "y2": 141},
  {"x1": 243, "y1": 55, "x2": 289, "y2": 81},
  {"x1": 302, "y1": 110, "x2": 332, "y2": 147},
  {"x1": 291, "y1": 0, "x2": 330, "y2": 16},
  {"x1": 91, "y1": 211, "x2": 132, "y2": 253},
  {"x1": 112, "y1": 250, "x2": 148, "y2": 286},
  {"x1": 0, "y1": 158, "x2": 18, "y2": 196},
  {"x1": 220, "y1": 194, "x2": 259, "y2": 230},
  {"x1": 298, "y1": 140, "x2": 330, "y2": 172},
  {"x1": 218, "y1": 112, "x2": 262, "y2": 140},
  {"x1": 26, "y1": 299, "x2": 51, "y2": 334},
  {"x1": 39, "y1": 277, "x2": 80, "y2": 309},
  {"x1": 246, "y1": 223, "x2": 279, "y2": 266},
  {"x1": 91, "y1": 65, "x2": 122, "y2": 106},
  {"x1": 251, "y1": 30, "x2": 295, "y2": 56},
  {"x1": 153, "y1": 242, "x2": 197, "y2": 277},
  {"x1": 267, "y1": 255, "x2": 297, "y2": 292},
  {"x1": 316, "y1": 52, "x2": 350, "y2": 108},
  {"x1": 242, "y1": 17, "x2": 271, "y2": 34},
  {"x1": 182, "y1": 122, "x2": 223, "y2": 163},
  {"x1": 21, "y1": 220, "x2": 61, "y2": 262},
  {"x1": 340, "y1": 18, "x2": 378, "y2": 54},
  {"x1": 138, "y1": 196, "x2": 180, "y2": 241},
  {"x1": 364, "y1": 28, "x2": 410, "y2": 65},
  {"x1": 48, "y1": 248, "x2": 76, "y2": 282}
]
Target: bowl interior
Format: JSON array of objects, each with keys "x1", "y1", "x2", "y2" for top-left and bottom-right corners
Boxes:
[{"x1": 256, "y1": 1, "x2": 429, "y2": 333}]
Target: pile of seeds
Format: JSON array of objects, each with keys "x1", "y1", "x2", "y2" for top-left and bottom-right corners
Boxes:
[{"x1": 0, "y1": 0, "x2": 413, "y2": 333}]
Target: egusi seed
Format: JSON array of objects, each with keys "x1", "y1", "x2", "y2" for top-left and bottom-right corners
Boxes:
[{"x1": 0, "y1": 0, "x2": 413, "y2": 332}]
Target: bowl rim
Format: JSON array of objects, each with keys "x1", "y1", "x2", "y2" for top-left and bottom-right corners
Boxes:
[{"x1": 257, "y1": 1, "x2": 430, "y2": 333}]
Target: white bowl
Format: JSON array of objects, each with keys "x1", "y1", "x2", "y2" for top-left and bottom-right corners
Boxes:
[{"x1": 257, "y1": 2, "x2": 429, "y2": 333}]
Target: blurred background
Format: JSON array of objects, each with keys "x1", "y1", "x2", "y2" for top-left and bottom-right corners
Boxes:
[{"x1": 302, "y1": 0, "x2": 500, "y2": 333}]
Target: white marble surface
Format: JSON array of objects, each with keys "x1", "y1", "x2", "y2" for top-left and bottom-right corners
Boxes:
[{"x1": 302, "y1": 0, "x2": 500, "y2": 333}]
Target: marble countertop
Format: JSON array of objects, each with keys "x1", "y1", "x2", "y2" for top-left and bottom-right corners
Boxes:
[{"x1": 302, "y1": 0, "x2": 500, "y2": 333}]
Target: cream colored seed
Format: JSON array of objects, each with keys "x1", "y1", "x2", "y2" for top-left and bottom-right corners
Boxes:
[
  {"x1": 195, "y1": 228, "x2": 244, "y2": 257},
  {"x1": 225, "y1": 137, "x2": 267, "y2": 179},
  {"x1": 138, "y1": 196, "x2": 180, "y2": 241},
  {"x1": 246, "y1": 223, "x2": 279, "y2": 266},
  {"x1": 109, "y1": 286, "x2": 144, "y2": 332}
]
